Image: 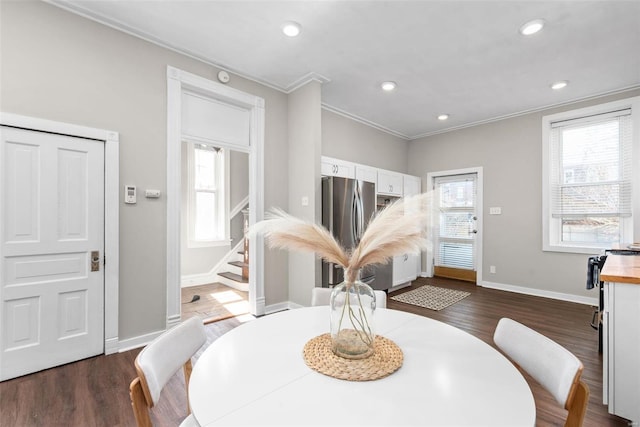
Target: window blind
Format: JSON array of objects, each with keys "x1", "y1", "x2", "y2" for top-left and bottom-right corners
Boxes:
[{"x1": 549, "y1": 110, "x2": 632, "y2": 220}]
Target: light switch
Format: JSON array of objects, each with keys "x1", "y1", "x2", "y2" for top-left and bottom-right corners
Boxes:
[
  {"x1": 489, "y1": 207, "x2": 502, "y2": 215},
  {"x1": 301, "y1": 196, "x2": 309, "y2": 206},
  {"x1": 145, "y1": 189, "x2": 161, "y2": 198}
]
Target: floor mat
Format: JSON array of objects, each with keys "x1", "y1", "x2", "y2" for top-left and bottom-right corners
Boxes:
[{"x1": 390, "y1": 285, "x2": 470, "y2": 311}]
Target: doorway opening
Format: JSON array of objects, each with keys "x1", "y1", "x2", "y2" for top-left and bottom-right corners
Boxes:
[
  {"x1": 166, "y1": 66, "x2": 265, "y2": 329},
  {"x1": 180, "y1": 141, "x2": 251, "y2": 323}
]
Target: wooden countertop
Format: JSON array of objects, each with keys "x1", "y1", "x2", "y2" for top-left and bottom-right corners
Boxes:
[{"x1": 601, "y1": 254, "x2": 640, "y2": 284}]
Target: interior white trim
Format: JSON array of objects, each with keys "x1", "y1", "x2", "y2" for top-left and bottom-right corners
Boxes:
[
  {"x1": 426, "y1": 167, "x2": 484, "y2": 285},
  {"x1": 286, "y1": 72, "x2": 331, "y2": 93},
  {"x1": 542, "y1": 95, "x2": 640, "y2": 253},
  {"x1": 412, "y1": 85, "x2": 640, "y2": 140},
  {"x1": 321, "y1": 103, "x2": 410, "y2": 140},
  {"x1": 0, "y1": 112, "x2": 120, "y2": 354},
  {"x1": 167, "y1": 66, "x2": 265, "y2": 328},
  {"x1": 480, "y1": 280, "x2": 598, "y2": 306},
  {"x1": 181, "y1": 239, "x2": 244, "y2": 288},
  {"x1": 230, "y1": 195, "x2": 249, "y2": 220}
]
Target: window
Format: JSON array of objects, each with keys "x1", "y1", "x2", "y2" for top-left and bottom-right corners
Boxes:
[
  {"x1": 187, "y1": 143, "x2": 229, "y2": 247},
  {"x1": 543, "y1": 97, "x2": 640, "y2": 253}
]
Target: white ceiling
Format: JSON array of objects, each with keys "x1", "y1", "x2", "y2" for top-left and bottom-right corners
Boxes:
[{"x1": 50, "y1": 0, "x2": 640, "y2": 139}]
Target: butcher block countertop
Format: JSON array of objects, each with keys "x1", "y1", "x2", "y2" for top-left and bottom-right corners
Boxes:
[{"x1": 601, "y1": 254, "x2": 640, "y2": 284}]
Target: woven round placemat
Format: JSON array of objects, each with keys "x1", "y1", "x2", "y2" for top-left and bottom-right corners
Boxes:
[{"x1": 302, "y1": 333, "x2": 403, "y2": 381}]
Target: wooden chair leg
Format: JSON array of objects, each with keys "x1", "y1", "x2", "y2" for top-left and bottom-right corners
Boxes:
[
  {"x1": 565, "y1": 380, "x2": 589, "y2": 427},
  {"x1": 130, "y1": 377, "x2": 153, "y2": 427},
  {"x1": 183, "y1": 359, "x2": 194, "y2": 415}
]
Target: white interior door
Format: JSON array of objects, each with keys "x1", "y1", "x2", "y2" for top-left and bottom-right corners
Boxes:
[
  {"x1": 433, "y1": 173, "x2": 478, "y2": 283},
  {"x1": 1, "y1": 127, "x2": 105, "y2": 381}
]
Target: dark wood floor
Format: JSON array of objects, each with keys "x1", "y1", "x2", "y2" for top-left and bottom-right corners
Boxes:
[{"x1": 0, "y1": 277, "x2": 629, "y2": 426}]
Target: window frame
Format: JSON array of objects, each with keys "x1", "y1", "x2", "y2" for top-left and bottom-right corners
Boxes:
[
  {"x1": 186, "y1": 142, "x2": 230, "y2": 248},
  {"x1": 542, "y1": 96, "x2": 640, "y2": 254}
]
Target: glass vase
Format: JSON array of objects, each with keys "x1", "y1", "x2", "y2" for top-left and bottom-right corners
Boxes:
[{"x1": 329, "y1": 271, "x2": 376, "y2": 359}]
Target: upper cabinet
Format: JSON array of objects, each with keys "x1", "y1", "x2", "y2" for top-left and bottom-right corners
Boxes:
[
  {"x1": 320, "y1": 156, "x2": 419, "y2": 201},
  {"x1": 355, "y1": 165, "x2": 377, "y2": 184},
  {"x1": 403, "y1": 175, "x2": 421, "y2": 197},
  {"x1": 377, "y1": 170, "x2": 403, "y2": 196},
  {"x1": 321, "y1": 157, "x2": 355, "y2": 179}
]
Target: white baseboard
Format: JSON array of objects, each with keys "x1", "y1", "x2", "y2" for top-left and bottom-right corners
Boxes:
[
  {"x1": 118, "y1": 329, "x2": 165, "y2": 353},
  {"x1": 480, "y1": 280, "x2": 598, "y2": 306},
  {"x1": 181, "y1": 240, "x2": 244, "y2": 288},
  {"x1": 104, "y1": 337, "x2": 119, "y2": 355}
]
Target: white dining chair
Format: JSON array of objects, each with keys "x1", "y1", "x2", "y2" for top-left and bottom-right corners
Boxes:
[
  {"x1": 311, "y1": 287, "x2": 387, "y2": 308},
  {"x1": 129, "y1": 316, "x2": 207, "y2": 427},
  {"x1": 493, "y1": 317, "x2": 589, "y2": 427}
]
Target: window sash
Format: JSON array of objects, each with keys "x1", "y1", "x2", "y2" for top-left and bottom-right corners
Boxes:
[
  {"x1": 546, "y1": 107, "x2": 633, "y2": 249},
  {"x1": 187, "y1": 143, "x2": 227, "y2": 244}
]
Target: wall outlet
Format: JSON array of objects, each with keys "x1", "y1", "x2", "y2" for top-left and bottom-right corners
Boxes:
[
  {"x1": 489, "y1": 207, "x2": 502, "y2": 215},
  {"x1": 490, "y1": 265, "x2": 496, "y2": 274}
]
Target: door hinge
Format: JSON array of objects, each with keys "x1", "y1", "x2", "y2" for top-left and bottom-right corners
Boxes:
[{"x1": 103, "y1": 254, "x2": 106, "y2": 266}]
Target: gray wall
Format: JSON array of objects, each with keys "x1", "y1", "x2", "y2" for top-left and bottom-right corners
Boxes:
[
  {"x1": 408, "y1": 89, "x2": 640, "y2": 300},
  {"x1": 322, "y1": 109, "x2": 409, "y2": 173},
  {"x1": 288, "y1": 82, "x2": 322, "y2": 306},
  {"x1": 0, "y1": 1, "x2": 289, "y2": 340}
]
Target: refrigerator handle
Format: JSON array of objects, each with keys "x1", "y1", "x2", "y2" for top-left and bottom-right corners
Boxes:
[{"x1": 352, "y1": 183, "x2": 360, "y2": 243}]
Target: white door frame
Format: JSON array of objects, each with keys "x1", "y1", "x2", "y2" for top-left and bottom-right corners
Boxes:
[
  {"x1": 0, "y1": 113, "x2": 120, "y2": 354},
  {"x1": 166, "y1": 66, "x2": 265, "y2": 328},
  {"x1": 426, "y1": 167, "x2": 483, "y2": 285}
]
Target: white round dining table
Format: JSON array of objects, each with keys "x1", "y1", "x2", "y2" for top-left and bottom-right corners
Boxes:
[{"x1": 189, "y1": 306, "x2": 535, "y2": 426}]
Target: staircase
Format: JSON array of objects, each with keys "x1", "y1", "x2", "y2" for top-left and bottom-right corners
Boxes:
[
  {"x1": 217, "y1": 210, "x2": 250, "y2": 292},
  {"x1": 217, "y1": 251, "x2": 249, "y2": 292}
]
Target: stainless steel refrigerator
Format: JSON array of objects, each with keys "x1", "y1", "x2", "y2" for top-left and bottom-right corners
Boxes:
[{"x1": 322, "y1": 176, "x2": 385, "y2": 289}]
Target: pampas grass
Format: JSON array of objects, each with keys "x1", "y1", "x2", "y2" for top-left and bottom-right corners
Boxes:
[{"x1": 248, "y1": 193, "x2": 430, "y2": 284}]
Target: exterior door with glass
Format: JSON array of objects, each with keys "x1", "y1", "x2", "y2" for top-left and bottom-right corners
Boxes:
[{"x1": 433, "y1": 173, "x2": 478, "y2": 283}]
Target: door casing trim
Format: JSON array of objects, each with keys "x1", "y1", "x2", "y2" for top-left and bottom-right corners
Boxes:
[
  {"x1": 166, "y1": 66, "x2": 265, "y2": 328},
  {"x1": 0, "y1": 112, "x2": 120, "y2": 354}
]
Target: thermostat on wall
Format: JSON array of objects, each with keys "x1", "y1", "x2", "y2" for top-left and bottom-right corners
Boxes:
[{"x1": 124, "y1": 185, "x2": 136, "y2": 204}]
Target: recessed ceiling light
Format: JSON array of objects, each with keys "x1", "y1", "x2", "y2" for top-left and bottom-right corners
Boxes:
[
  {"x1": 519, "y1": 19, "x2": 545, "y2": 36},
  {"x1": 551, "y1": 80, "x2": 569, "y2": 90},
  {"x1": 282, "y1": 21, "x2": 301, "y2": 37},
  {"x1": 381, "y1": 81, "x2": 397, "y2": 91},
  {"x1": 437, "y1": 114, "x2": 449, "y2": 121}
]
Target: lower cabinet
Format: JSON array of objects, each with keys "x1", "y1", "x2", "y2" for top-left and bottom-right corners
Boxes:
[
  {"x1": 603, "y1": 281, "x2": 640, "y2": 424},
  {"x1": 393, "y1": 253, "x2": 418, "y2": 287}
]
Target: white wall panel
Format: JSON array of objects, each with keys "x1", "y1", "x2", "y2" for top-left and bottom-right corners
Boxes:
[{"x1": 182, "y1": 91, "x2": 250, "y2": 146}]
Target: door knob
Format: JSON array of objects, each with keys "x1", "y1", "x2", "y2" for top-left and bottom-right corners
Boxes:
[{"x1": 91, "y1": 250, "x2": 100, "y2": 272}]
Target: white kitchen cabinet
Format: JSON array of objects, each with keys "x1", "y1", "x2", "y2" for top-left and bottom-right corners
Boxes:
[
  {"x1": 393, "y1": 253, "x2": 418, "y2": 287},
  {"x1": 392, "y1": 174, "x2": 421, "y2": 284},
  {"x1": 403, "y1": 174, "x2": 421, "y2": 197},
  {"x1": 377, "y1": 170, "x2": 403, "y2": 196},
  {"x1": 321, "y1": 157, "x2": 355, "y2": 179},
  {"x1": 603, "y1": 281, "x2": 640, "y2": 424},
  {"x1": 355, "y1": 165, "x2": 377, "y2": 184}
]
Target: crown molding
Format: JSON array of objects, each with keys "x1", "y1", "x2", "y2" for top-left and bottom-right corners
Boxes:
[
  {"x1": 285, "y1": 72, "x2": 331, "y2": 93},
  {"x1": 44, "y1": 0, "x2": 289, "y2": 93},
  {"x1": 410, "y1": 84, "x2": 640, "y2": 140},
  {"x1": 321, "y1": 104, "x2": 410, "y2": 141}
]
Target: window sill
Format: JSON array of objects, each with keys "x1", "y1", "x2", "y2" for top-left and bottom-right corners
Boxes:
[{"x1": 543, "y1": 243, "x2": 609, "y2": 255}]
